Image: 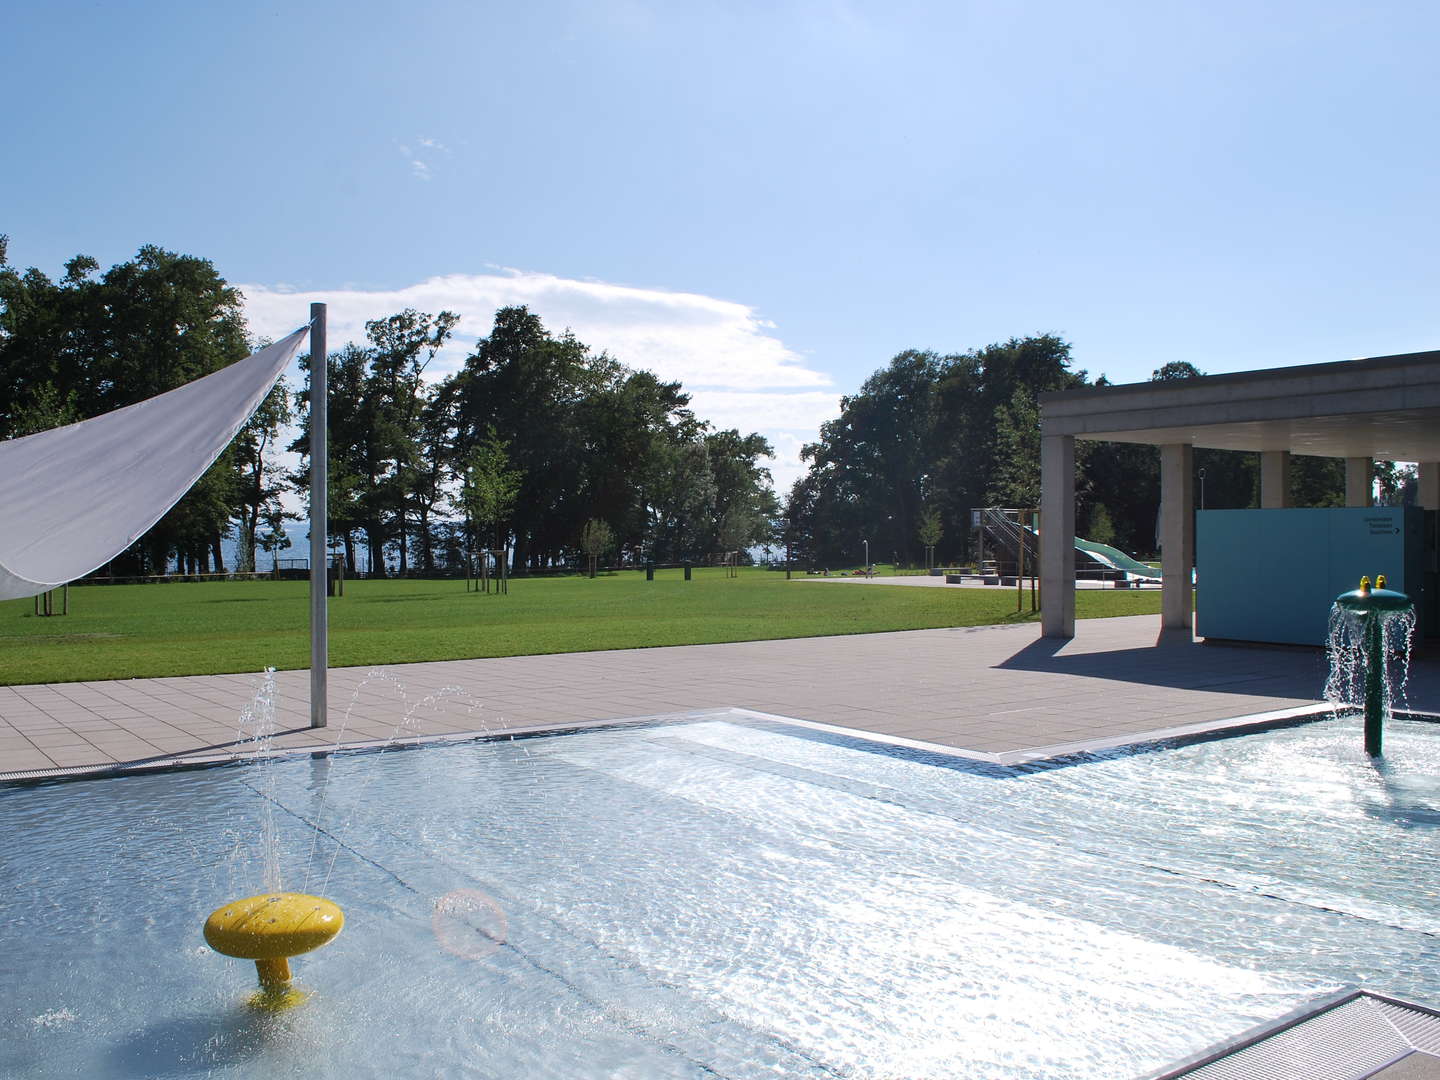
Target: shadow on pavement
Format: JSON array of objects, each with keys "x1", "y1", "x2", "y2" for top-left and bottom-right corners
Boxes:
[{"x1": 993, "y1": 629, "x2": 1331, "y2": 696}]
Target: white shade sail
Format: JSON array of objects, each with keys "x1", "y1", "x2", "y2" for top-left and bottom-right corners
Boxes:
[{"x1": 0, "y1": 326, "x2": 310, "y2": 600}]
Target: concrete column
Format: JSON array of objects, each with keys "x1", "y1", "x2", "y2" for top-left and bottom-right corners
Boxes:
[
  {"x1": 1160, "y1": 443, "x2": 1194, "y2": 632},
  {"x1": 1418, "y1": 462, "x2": 1440, "y2": 510},
  {"x1": 1260, "y1": 450, "x2": 1292, "y2": 508},
  {"x1": 1040, "y1": 434, "x2": 1076, "y2": 638},
  {"x1": 1345, "y1": 457, "x2": 1374, "y2": 507}
]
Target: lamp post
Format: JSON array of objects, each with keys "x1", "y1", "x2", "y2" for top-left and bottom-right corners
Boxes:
[{"x1": 863, "y1": 538, "x2": 869, "y2": 569}]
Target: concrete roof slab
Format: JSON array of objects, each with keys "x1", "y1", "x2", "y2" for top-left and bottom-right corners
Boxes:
[{"x1": 1041, "y1": 349, "x2": 1440, "y2": 458}]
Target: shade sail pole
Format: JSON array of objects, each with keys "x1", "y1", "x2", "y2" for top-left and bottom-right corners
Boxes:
[{"x1": 309, "y1": 302, "x2": 328, "y2": 729}]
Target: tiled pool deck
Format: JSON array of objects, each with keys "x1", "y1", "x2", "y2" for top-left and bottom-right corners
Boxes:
[{"x1": 3, "y1": 614, "x2": 1438, "y2": 779}]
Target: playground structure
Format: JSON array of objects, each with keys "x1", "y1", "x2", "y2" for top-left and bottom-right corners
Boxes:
[{"x1": 973, "y1": 507, "x2": 1160, "y2": 586}]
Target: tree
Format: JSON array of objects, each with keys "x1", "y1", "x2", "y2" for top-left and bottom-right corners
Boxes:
[
  {"x1": 449, "y1": 305, "x2": 764, "y2": 571},
  {"x1": 1086, "y1": 503, "x2": 1117, "y2": 547},
  {"x1": 291, "y1": 310, "x2": 459, "y2": 574},
  {"x1": 716, "y1": 506, "x2": 755, "y2": 556},
  {"x1": 1151, "y1": 361, "x2": 1204, "y2": 381},
  {"x1": 579, "y1": 518, "x2": 614, "y2": 578},
  {"x1": 644, "y1": 438, "x2": 717, "y2": 561},
  {"x1": 917, "y1": 505, "x2": 943, "y2": 569},
  {"x1": 702, "y1": 429, "x2": 780, "y2": 557},
  {"x1": 0, "y1": 242, "x2": 251, "y2": 574},
  {"x1": 257, "y1": 503, "x2": 293, "y2": 573},
  {"x1": 7, "y1": 383, "x2": 78, "y2": 438},
  {"x1": 574, "y1": 368, "x2": 700, "y2": 561},
  {"x1": 782, "y1": 477, "x2": 819, "y2": 569},
  {"x1": 409, "y1": 384, "x2": 457, "y2": 572},
  {"x1": 800, "y1": 350, "x2": 945, "y2": 566},
  {"x1": 292, "y1": 343, "x2": 369, "y2": 572},
  {"x1": 986, "y1": 387, "x2": 1042, "y2": 508},
  {"x1": 452, "y1": 307, "x2": 603, "y2": 570},
  {"x1": 233, "y1": 377, "x2": 293, "y2": 573},
  {"x1": 1290, "y1": 457, "x2": 1346, "y2": 507},
  {"x1": 459, "y1": 427, "x2": 523, "y2": 568},
  {"x1": 1375, "y1": 461, "x2": 1414, "y2": 506},
  {"x1": 361, "y1": 308, "x2": 459, "y2": 573}
]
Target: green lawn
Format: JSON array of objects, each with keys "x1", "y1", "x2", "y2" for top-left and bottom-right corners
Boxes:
[{"x1": 0, "y1": 569, "x2": 1160, "y2": 685}]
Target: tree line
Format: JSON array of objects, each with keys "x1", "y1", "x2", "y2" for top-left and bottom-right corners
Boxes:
[
  {"x1": 6, "y1": 240, "x2": 1409, "y2": 581},
  {"x1": 0, "y1": 241, "x2": 779, "y2": 576},
  {"x1": 785, "y1": 342, "x2": 1411, "y2": 569},
  {"x1": 290, "y1": 303, "x2": 780, "y2": 573}
]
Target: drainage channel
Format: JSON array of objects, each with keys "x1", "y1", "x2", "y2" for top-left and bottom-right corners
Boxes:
[{"x1": 1142, "y1": 989, "x2": 1440, "y2": 1080}]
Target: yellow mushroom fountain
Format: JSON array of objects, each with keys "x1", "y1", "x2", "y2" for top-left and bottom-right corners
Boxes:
[{"x1": 203, "y1": 892, "x2": 344, "y2": 1009}]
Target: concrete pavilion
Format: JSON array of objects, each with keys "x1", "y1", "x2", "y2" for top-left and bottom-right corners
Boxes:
[{"x1": 1036, "y1": 349, "x2": 1440, "y2": 638}]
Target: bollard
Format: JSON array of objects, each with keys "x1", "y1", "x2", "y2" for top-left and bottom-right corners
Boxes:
[
  {"x1": 684, "y1": 563, "x2": 692, "y2": 581},
  {"x1": 646, "y1": 562, "x2": 655, "y2": 581}
]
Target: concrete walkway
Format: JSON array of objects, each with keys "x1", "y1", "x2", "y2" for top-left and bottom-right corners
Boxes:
[{"x1": 3, "y1": 615, "x2": 1438, "y2": 778}]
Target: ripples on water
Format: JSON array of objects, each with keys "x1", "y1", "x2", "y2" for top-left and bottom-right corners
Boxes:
[{"x1": 2, "y1": 702, "x2": 1438, "y2": 1079}]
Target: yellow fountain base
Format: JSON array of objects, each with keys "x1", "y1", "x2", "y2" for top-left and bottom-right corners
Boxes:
[
  {"x1": 203, "y1": 892, "x2": 344, "y2": 1010},
  {"x1": 248, "y1": 983, "x2": 310, "y2": 1012}
]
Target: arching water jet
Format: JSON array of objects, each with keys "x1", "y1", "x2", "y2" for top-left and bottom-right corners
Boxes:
[{"x1": 1326, "y1": 574, "x2": 1416, "y2": 757}]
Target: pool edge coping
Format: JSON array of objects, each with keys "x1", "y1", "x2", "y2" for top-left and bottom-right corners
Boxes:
[
  {"x1": 1135, "y1": 987, "x2": 1440, "y2": 1079},
  {"x1": 5, "y1": 703, "x2": 1437, "y2": 787}
]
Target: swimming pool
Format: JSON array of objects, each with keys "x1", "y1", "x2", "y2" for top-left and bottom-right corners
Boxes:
[{"x1": 3, "y1": 708, "x2": 1438, "y2": 1078}]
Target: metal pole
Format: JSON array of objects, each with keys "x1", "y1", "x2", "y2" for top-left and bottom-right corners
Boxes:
[
  {"x1": 309, "y1": 302, "x2": 328, "y2": 729},
  {"x1": 1035, "y1": 509, "x2": 1042, "y2": 613},
  {"x1": 1017, "y1": 517, "x2": 1024, "y2": 613},
  {"x1": 1364, "y1": 612, "x2": 1384, "y2": 756}
]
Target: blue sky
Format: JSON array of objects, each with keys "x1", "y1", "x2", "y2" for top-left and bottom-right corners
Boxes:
[{"x1": 6, "y1": 0, "x2": 1438, "y2": 491}]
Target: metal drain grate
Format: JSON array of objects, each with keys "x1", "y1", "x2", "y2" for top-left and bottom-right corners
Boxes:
[{"x1": 1145, "y1": 991, "x2": 1440, "y2": 1080}]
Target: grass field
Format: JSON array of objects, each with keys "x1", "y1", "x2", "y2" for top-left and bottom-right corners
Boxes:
[{"x1": 0, "y1": 568, "x2": 1161, "y2": 685}]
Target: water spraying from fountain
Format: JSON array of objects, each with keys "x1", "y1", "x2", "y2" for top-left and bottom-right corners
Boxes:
[
  {"x1": 1325, "y1": 575, "x2": 1417, "y2": 757},
  {"x1": 202, "y1": 668, "x2": 484, "y2": 1009},
  {"x1": 200, "y1": 669, "x2": 346, "y2": 1009}
]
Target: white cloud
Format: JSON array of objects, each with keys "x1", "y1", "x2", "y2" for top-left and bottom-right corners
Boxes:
[
  {"x1": 764, "y1": 432, "x2": 817, "y2": 496},
  {"x1": 686, "y1": 389, "x2": 839, "y2": 431},
  {"x1": 397, "y1": 136, "x2": 444, "y2": 181},
  {"x1": 684, "y1": 391, "x2": 839, "y2": 496},
  {"x1": 238, "y1": 269, "x2": 839, "y2": 498},
  {"x1": 239, "y1": 269, "x2": 832, "y2": 391}
]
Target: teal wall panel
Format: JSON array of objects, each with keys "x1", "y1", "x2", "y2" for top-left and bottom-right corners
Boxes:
[{"x1": 1196, "y1": 507, "x2": 1422, "y2": 646}]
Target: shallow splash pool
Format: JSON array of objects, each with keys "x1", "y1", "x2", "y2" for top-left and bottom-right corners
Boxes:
[{"x1": 3, "y1": 709, "x2": 1440, "y2": 1078}]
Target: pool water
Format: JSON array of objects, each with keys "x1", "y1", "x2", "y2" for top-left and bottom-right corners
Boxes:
[{"x1": 3, "y1": 710, "x2": 1439, "y2": 1079}]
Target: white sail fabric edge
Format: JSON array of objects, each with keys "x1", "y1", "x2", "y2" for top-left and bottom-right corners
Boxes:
[{"x1": 0, "y1": 326, "x2": 310, "y2": 601}]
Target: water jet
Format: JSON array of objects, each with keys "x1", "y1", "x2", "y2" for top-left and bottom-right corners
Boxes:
[{"x1": 1329, "y1": 574, "x2": 1416, "y2": 757}]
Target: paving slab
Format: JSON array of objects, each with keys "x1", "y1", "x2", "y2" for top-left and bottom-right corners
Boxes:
[{"x1": 2, "y1": 614, "x2": 1438, "y2": 778}]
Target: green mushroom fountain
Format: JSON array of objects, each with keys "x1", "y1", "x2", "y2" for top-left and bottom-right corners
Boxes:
[{"x1": 1328, "y1": 575, "x2": 1417, "y2": 757}]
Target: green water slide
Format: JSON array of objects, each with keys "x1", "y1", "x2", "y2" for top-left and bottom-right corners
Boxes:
[
  {"x1": 1013, "y1": 519, "x2": 1161, "y2": 580},
  {"x1": 1072, "y1": 537, "x2": 1162, "y2": 580}
]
